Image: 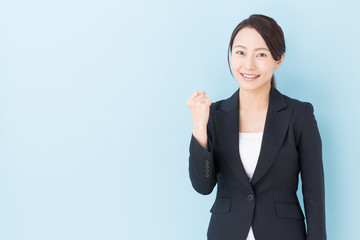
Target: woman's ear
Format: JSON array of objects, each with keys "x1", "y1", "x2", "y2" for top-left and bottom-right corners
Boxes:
[{"x1": 274, "y1": 53, "x2": 285, "y2": 70}]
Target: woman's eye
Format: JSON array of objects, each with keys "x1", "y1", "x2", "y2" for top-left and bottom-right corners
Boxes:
[
  {"x1": 257, "y1": 53, "x2": 267, "y2": 57},
  {"x1": 236, "y1": 51, "x2": 244, "y2": 55}
]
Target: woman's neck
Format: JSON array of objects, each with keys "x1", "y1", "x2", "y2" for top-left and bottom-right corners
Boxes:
[{"x1": 239, "y1": 84, "x2": 271, "y2": 112}]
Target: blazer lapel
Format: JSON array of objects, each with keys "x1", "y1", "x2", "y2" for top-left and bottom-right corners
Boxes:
[
  {"x1": 215, "y1": 98, "x2": 251, "y2": 190},
  {"x1": 251, "y1": 86, "x2": 292, "y2": 185},
  {"x1": 216, "y1": 86, "x2": 292, "y2": 187}
]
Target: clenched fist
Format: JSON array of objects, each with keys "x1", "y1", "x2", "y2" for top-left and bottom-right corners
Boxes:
[{"x1": 187, "y1": 91, "x2": 212, "y2": 150}]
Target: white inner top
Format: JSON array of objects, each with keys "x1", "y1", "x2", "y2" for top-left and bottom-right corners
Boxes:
[{"x1": 239, "y1": 131, "x2": 263, "y2": 240}]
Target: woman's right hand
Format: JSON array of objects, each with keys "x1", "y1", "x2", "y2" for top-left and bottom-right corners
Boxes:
[{"x1": 187, "y1": 90, "x2": 212, "y2": 132}]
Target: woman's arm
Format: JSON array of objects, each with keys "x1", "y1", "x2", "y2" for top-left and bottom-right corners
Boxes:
[
  {"x1": 188, "y1": 108, "x2": 217, "y2": 195},
  {"x1": 299, "y1": 102, "x2": 327, "y2": 240}
]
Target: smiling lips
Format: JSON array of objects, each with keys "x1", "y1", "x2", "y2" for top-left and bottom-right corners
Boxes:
[{"x1": 241, "y1": 73, "x2": 260, "y2": 81}]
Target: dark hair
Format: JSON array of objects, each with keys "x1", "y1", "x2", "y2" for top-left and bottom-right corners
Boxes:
[{"x1": 227, "y1": 14, "x2": 286, "y2": 88}]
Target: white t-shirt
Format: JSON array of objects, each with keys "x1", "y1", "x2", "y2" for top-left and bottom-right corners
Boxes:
[{"x1": 239, "y1": 132, "x2": 263, "y2": 240}]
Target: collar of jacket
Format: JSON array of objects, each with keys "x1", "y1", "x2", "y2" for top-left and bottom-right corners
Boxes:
[
  {"x1": 217, "y1": 85, "x2": 288, "y2": 113},
  {"x1": 213, "y1": 85, "x2": 292, "y2": 187}
]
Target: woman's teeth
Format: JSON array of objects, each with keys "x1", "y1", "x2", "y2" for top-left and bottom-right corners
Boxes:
[{"x1": 241, "y1": 73, "x2": 259, "y2": 78}]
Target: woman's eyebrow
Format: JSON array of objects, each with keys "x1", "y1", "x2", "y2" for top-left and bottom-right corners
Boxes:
[{"x1": 233, "y1": 45, "x2": 270, "y2": 52}]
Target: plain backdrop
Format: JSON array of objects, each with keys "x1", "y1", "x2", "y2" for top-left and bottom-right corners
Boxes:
[{"x1": 0, "y1": 0, "x2": 359, "y2": 239}]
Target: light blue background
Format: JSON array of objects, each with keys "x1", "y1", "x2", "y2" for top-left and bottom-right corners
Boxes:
[{"x1": 0, "y1": 0, "x2": 359, "y2": 239}]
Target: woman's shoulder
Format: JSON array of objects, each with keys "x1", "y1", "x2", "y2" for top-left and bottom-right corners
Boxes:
[
  {"x1": 281, "y1": 92, "x2": 310, "y2": 108},
  {"x1": 279, "y1": 90, "x2": 318, "y2": 131},
  {"x1": 209, "y1": 88, "x2": 239, "y2": 113},
  {"x1": 279, "y1": 90, "x2": 315, "y2": 114}
]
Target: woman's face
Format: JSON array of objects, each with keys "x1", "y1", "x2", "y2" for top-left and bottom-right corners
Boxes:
[{"x1": 231, "y1": 27, "x2": 284, "y2": 91}]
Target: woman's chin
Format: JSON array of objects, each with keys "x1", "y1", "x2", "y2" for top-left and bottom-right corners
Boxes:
[{"x1": 237, "y1": 80, "x2": 271, "y2": 91}]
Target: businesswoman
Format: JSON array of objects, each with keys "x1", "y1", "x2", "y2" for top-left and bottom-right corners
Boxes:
[{"x1": 186, "y1": 14, "x2": 326, "y2": 240}]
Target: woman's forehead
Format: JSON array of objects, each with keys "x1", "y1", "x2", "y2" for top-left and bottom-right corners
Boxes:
[{"x1": 233, "y1": 27, "x2": 267, "y2": 49}]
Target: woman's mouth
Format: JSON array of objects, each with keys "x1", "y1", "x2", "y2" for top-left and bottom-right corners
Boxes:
[{"x1": 241, "y1": 73, "x2": 260, "y2": 81}]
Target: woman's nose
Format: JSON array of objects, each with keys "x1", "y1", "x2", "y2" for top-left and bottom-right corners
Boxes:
[{"x1": 244, "y1": 56, "x2": 256, "y2": 70}]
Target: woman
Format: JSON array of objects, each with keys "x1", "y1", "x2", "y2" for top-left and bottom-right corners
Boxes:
[{"x1": 186, "y1": 14, "x2": 326, "y2": 240}]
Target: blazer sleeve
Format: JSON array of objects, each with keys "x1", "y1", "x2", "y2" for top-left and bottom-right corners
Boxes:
[
  {"x1": 298, "y1": 102, "x2": 327, "y2": 240},
  {"x1": 188, "y1": 107, "x2": 217, "y2": 195}
]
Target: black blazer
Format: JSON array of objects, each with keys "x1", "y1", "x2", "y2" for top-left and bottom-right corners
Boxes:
[{"x1": 188, "y1": 86, "x2": 326, "y2": 240}]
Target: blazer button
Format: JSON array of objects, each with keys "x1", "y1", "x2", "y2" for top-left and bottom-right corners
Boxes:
[{"x1": 248, "y1": 194, "x2": 254, "y2": 201}]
